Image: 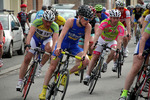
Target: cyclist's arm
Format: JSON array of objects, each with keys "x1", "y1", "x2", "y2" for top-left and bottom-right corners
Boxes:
[
  {"x1": 57, "y1": 18, "x2": 72, "y2": 49},
  {"x1": 26, "y1": 25, "x2": 36, "y2": 45},
  {"x1": 125, "y1": 18, "x2": 131, "y2": 35},
  {"x1": 83, "y1": 23, "x2": 92, "y2": 56},
  {"x1": 93, "y1": 28, "x2": 103, "y2": 45},
  {"x1": 131, "y1": 14, "x2": 135, "y2": 23},
  {"x1": 52, "y1": 32, "x2": 59, "y2": 52}
]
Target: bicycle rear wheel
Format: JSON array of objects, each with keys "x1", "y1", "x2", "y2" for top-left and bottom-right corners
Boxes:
[
  {"x1": 22, "y1": 63, "x2": 37, "y2": 100},
  {"x1": 89, "y1": 58, "x2": 103, "y2": 94},
  {"x1": 52, "y1": 69, "x2": 69, "y2": 100}
]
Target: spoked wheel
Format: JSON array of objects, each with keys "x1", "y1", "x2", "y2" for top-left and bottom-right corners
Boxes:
[
  {"x1": 46, "y1": 74, "x2": 57, "y2": 100},
  {"x1": 88, "y1": 58, "x2": 103, "y2": 94},
  {"x1": 80, "y1": 68, "x2": 84, "y2": 83},
  {"x1": 117, "y1": 62, "x2": 122, "y2": 78},
  {"x1": 51, "y1": 70, "x2": 69, "y2": 100},
  {"x1": 22, "y1": 63, "x2": 37, "y2": 100}
]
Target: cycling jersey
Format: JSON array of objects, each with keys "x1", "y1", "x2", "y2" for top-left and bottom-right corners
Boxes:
[
  {"x1": 0, "y1": 22, "x2": 3, "y2": 30},
  {"x1": 35, "y1": 10, "x2": 45, "y2": 19},
  {"x1": 90, "y1": 17, "x2": 100, "y2": 34},
  {"x1": 145, "y1": 14, "x2": 150, "y2": 22},
  {"x1": 52, "y1": 18, "x2": 85, "y2": 58},
  {"x1": 98, "y1": 13, "x2": 108, "y2": 23},
  {"x1": 55, "y1": 15, "x2": 66, "y2": 26},
  {"x1": 142, "y1": 9, "x2": 150, "y2": 18},
  {"x1": 118, "y1": 8, "x2": 130, "y2": 27},
  {"x1": 99, "y1": 18, "x2": 125, "y2": 41},
  {"x1": 32, "y1": 18, "x2": 59, "y2": 40},
  {"x1": 133, "y1": 8, "x2": 143, "y2": 20}
]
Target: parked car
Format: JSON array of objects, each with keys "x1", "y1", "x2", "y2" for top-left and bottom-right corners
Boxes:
[{"x1": 0, "y1": 9, "x2": 25, "y2": 58}]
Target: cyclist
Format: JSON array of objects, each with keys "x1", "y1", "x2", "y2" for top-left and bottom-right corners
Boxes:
[
  {"x1": 49, "y1": 7, "x2": 66, "y2": 34},
  {"x1": 0, "y1": 22, "x2": 4, "y2": 67},
  {"x1": 131, "y1": 4, "x2": 143, "y2": 42},
  {"x1": 83, "y1": 9, "x2": 125, "y2": 85},
  {"x1": 102, "y1": 7, "x2": 110, "y2": 17},
  {"x1": 35, "y1": 5, "x2": 47, "y2": 19},
  {"x1": 94, "y1": 4, "x2": 108, "y2": 23},
  {"x1": 16, "y1": 10, "x2": 59, "y2": 91},
  {"x1": 115, "y1": 0, "x2": 131, "y2": 57},
  {"x1": 118, "y1": 15, "x2": 150, "y2": 100},
  {"x1": 39, "y1": 5, "x2": 93, "y2": 100},
  {"x1": 17, "y1": 4, "x2": 30, "y2": 35},
  {"x1": 78, "y1": 6, "x2": 100, "y2": 60}
]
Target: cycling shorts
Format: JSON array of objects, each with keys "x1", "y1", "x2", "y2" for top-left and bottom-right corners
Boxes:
[
  {"x1": 52, "y1": 42, "x2": 83, "y2": 58},
  {"x1": 29, "y1": 36, "x2": 52, "y2": 54},
  {"x1": 93, "y1": 36, "x2": 117, "y2": 55}
]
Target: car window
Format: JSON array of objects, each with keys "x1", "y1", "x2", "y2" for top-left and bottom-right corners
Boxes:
[
  {"x1": 11, "y1": 15, "x2": 20, "y2": 27},
  {"x1": 0, "y1": 15, "x2": 9, "y2": 30},
  {"x1": 10, "y1": 15, "x2": 17, "y2": 29}
]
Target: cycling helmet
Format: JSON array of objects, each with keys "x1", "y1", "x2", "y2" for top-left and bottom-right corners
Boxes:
[
  {"x1": 116, "y1": 1, "x2": 125, "y2": 7},
  {"x1": 89, "y1": 6, "x2": 96, "y2": 14},
  {"x1": 127, "y1": 5, "x2": 131, "y2": 10},
  {"x1": 146, "y1": 3, "x2": 150, "y2": 9},
  {"x1": 20, "y1": 4, "x2": 27, "y2": 8},
  {"x1": 78, "y1": 5, "x2": 93, "y2": 18},
  {"x1": 130, "y1": 5, "x2": 134, "y2": 9},
  {"x1": 103, "y1": 7, "x2": 106, "y2": 12},
  {"x1": 109, "y1": 9, "x2": 121, "y2": 17},
  {"x1": 42, "y1": 10, "x2": 55, "y2": 21},
  {"x1": 135, "y1": 4, "x2": 141, "y2": 8},
  {"x1": 50, "y1": 8, "x2": 58, "y2": 16},
  {"x1": 94, "y1": 4, "x2": 103, "y2": 11}
]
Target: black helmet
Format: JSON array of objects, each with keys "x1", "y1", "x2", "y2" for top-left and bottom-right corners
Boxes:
[{"x1": 78, "y1": 5, "x2": 93, "y2": 18}]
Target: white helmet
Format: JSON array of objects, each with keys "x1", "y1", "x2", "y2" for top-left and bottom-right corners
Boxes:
[
  {"x1": 42, "y1": 10, "x2": 55, "y2": 21},
  {"x1": 109, "y1": 9, "x2": 121, "y2": 17},
  {"x1": 116, "y1": 0, "x2": 125, "y2": 7}
]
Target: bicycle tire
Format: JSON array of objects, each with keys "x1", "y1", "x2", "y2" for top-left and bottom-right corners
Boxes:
[
  {"x1": 127, "y1": 88, "x2": 136, "y2": 100},
  {"x1": 117, "y1": 52, "x2": 122, "y2": 78},
  {"x1": 22, "y1": 62, "x2": 38, "y2": 100},
  {"x1": 46, "y1": 74, "x2": 57, "y2": 100},
  {"x1": 89, "y1": 57, "x2": 103, "y2": 94},
  {"x1": 52, "y1": 69, "x2": 69, "y2": 100},
  {"x1": 80, "y1": 69, "x2": 84, "y2": 83}
]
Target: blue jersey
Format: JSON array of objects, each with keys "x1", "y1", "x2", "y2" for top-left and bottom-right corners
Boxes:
[
  {"x1": 35, "y1": 10, "x2": 44, "y2": 19},
  {"x1": 63, "y1": 18, "x2": 85, "y2": 44},
  {"x1": 99, "y1": 13, "x2": 108, "y2": 23}
]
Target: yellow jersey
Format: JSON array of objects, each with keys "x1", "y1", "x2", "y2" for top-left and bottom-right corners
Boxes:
[
  {"x1": 55, "y1": 15, "x2": 66, "y2": 26},
  {"x1": 142, "y1": 9, "x2": 150, "y2": 17}
]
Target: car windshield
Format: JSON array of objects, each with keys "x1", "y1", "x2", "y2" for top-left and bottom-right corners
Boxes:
[
  {"x1": 0, "y1": 15, "x2": 9, "y2": 30},
  {"x1": 57, "y1": 10, "x2": 76, "y2": 20}
]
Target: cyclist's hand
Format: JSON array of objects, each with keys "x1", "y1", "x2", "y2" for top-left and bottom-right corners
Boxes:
[
  {"x1": 138, "y1": 53, "x2": 144, "y2": 60},
  {"x1": 81, "y1": 56, "x2": 85, "y2": 61},
  {"x1": 54, "y1": 48, "x2": 61, "y2": 56},
  {"x1": 25, "y1": 44, "x2": 31, "y2": 52}
]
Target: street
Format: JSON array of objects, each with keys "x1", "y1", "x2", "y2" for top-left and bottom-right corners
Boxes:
[{"x1": 0, "y1": 38, "x2": 137, "y2": 100}]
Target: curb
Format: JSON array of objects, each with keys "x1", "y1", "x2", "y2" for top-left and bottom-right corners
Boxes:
[{"x1": 0, "y1": 64, "x2": 21, "y2": 76}]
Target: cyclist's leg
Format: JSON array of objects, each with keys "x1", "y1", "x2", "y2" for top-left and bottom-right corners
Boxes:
[
  {"x1": 120, "y1": 42, "x2": 144, "y2": 98},
  {"x1": 134, "y1": 20, "x2": 137, "y2": 38},
  {"x1": 123, "y1": 30, "x2": 129, "y2": 56},
  {"x1": 88, "y1": 34, "x2": 94, "y2": 60},
  {"x1": 78, "y1": 38, "x2": 84, "y2": 49}
]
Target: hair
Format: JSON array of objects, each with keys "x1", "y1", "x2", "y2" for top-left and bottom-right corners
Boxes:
[{"x1": 42, "y1": 6, "x2": 47, "y2": 10}]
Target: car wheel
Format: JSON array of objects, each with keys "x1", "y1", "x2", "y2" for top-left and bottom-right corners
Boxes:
[
  {"x1": 17, "y1": 41, "x2": 24, "y2": 55},
  {"x1": 6, "y1": 43, "x2": 13, "y2": 58}
]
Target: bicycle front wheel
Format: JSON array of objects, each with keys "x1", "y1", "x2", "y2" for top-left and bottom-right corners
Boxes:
[
  {"x1": 89, "y1": 58, "x2": 103, "y2": 94},
  {"x1": 52, "y1": 69, "x2": 69, "y2": 100},
  {"x1": 80, "y1": 68, "x2": 84, "y2": 83},
  {"x1": 22, "y1": 63, "x2": 37, "y2": 100}
]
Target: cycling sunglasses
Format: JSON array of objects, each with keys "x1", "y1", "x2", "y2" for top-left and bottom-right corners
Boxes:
[
  {"x1": 96, "y1": 11, "x2": 102, "y2": 13},
  {"x1": 83, "y1": 17, "x2": 91, "y2": 21}
]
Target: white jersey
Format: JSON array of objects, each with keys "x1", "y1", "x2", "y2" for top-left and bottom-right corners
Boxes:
[{"x1": 145, "y1": 14, "x2": 150, "y2": 22}]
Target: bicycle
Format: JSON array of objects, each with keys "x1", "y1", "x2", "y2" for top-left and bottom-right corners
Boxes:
[
  {"x1": 20, "y1": 47, "x2": 46, "y2": 100},
  {"x1": 126, "y1": 48, "x2": 150, "y2": 100},
  {"x1": 116, "y1": 44, "x2": 125, "y2": 78},
  {"x1": 46, "y1": 50, "x2": 82, "y2": 100},
  {"x1": 88, "y1": 43, "x2": 117, "y2": 94}
]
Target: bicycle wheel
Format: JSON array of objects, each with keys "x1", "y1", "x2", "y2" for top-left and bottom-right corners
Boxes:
[
  {"x1": 89, "y1": 57, "x2": 103, "y2": 94},
  {"x1": 117, "y1": 53, "x2": 122, "y2": 78},
  {"x1": 46, "y1": 74, "x2": 57, "y2": 100},
  {"x1": 80, "y1": 68, "x2": 84, "y2": 83},
  {"x1": 52, "y1": 69, "x2": 69, "y2": 100},
  {"x1": 22, "y1": 62, "x2": 38, "y2": 100},
  {"x1": 127, "y1": 88, "x2": 136, "y2": 100}
]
